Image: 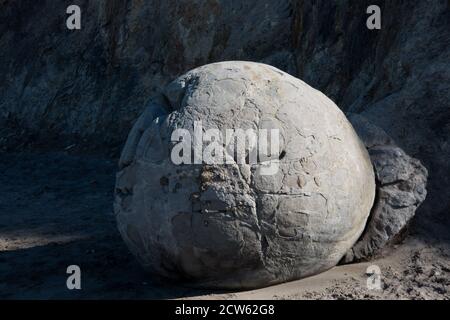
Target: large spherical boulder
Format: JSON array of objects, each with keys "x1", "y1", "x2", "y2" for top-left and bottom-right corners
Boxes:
[{"x1": 114, "y1": 61, "x2": 375, "y2": 289}]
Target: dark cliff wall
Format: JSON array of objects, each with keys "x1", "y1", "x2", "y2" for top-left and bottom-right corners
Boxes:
[
  {"x1": 0, "y1": 0, "x2": 449, "y2": 224},
  {"x1": 293, "y1": 0, "x2": 450, "y2": 226}
]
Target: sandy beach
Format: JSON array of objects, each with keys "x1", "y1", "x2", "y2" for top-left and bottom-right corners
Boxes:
[{"x1": 1, "y1": 151, "x2": 448, "y2": 300}]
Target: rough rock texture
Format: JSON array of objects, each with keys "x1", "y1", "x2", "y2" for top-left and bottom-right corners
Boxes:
[
  {"x1": 293, "y1": 0, "x2": 449, "y2": 229},
  {"x1": 343, "y1": 115, "x2": 428, "y2": 263},
  {"x1": 114, "y1": 61, "x2": 375, "y2": 289},
  {"x1": 0, "y1": 1, "x2": 448, "y2": 235}
]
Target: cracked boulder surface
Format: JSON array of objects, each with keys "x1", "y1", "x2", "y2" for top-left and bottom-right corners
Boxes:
[
  {"x1": 114, "y1": 61, "x2": 375, "y2": 289},
  {"x1": 342, "y1": 114, "x2": 428, "y2": 263}
]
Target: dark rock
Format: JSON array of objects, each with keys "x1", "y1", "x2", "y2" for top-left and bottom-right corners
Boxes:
[
  {"x1": 0, "y1": 0, "x2": 447, "y2": 237},
  {"x1": 342, "y1": 114, "x2": 428, "y2": 263}
]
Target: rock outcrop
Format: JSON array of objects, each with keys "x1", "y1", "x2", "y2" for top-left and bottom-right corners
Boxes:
[
  {"x1": 0, "y1": 1, "x2": 448, "y2": 237},
  {"x1": 343, "y1": 115, "x2": 428, "y2": 263},
  {"x1": 114, "y1": 62, "x2": 375, "y2": 289}
]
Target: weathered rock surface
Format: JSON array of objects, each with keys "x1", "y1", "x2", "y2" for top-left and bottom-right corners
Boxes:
[
  {"x1": 0, "y1": 0, "x2": 448, "y2": 226},
  {"x1": 293, "y1": 1, "x2": 449, "y2": 228},
  {"x1": 114, "y1": 61, "x2": 375, "y2": 289},
  {"x1": 343, "y1": 114, "x2": 428, "y2": 263}
]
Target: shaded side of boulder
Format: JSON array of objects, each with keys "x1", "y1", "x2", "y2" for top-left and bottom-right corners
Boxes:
[{"x1": 342, "y1": 114, "x2": 428, "y2": 263}]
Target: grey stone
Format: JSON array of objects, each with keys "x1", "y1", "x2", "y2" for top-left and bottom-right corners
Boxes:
[
  {"x1": 1, "y1": 0, "x2": 448, "y2": 227},
  {"x1": 114, "y1": 61, "x2": 375, "y2": 289},
  {"x1": 342, "y1": 114, "x2": 428, "y2": 263}
]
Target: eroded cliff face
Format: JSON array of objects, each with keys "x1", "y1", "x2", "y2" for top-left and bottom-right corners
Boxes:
[
  {"x1": 293, "y1": 0, "x2": 450, "y2": 227},
  {"x1": 0, "y1": 0, "x2": 449, "y2": 223}
]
